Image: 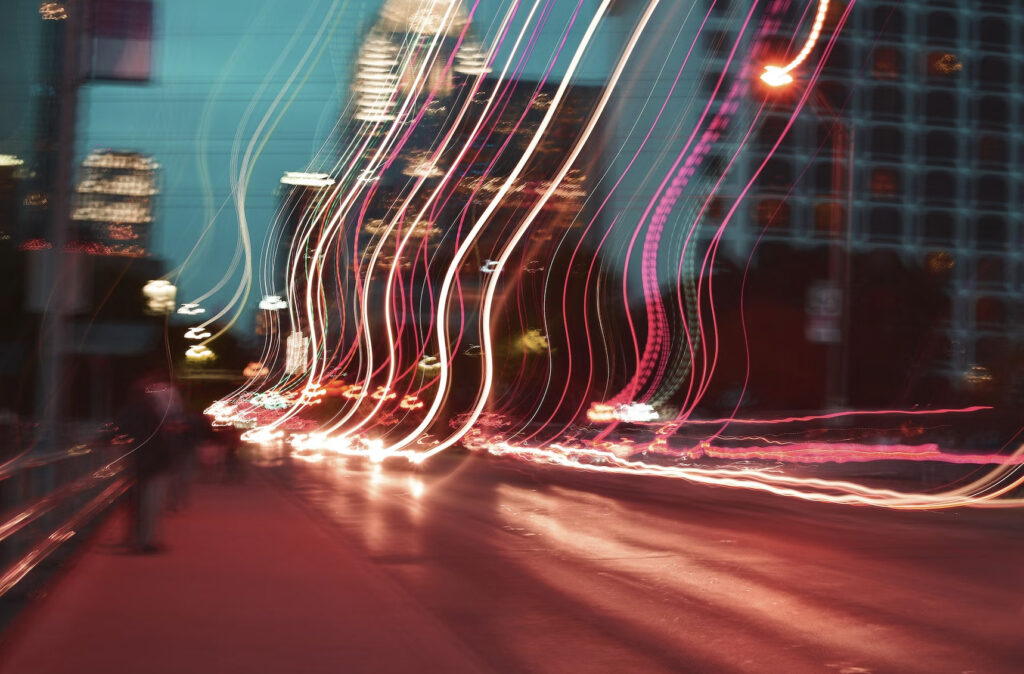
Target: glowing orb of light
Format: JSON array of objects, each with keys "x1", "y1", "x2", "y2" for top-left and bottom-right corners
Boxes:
[
  {"x1": 40, "y1": 3, "x2": 67, "y2": 20},
  {"x1": 298, "y1": 387, "x2": 327, "y2": 404},
  {"x1": 178, "y1": 302, "x2": 205, "y2": 316},
  {"x1": 185, "y1": 344, "x2": 215, "y2": 363},
  {"x1": 259, "y1": 294, "x2": 288, "y2": 311},
  {"x1": 142, "y1": 280, "x2": 176, "y2": 314},
  {"x1": 760, "y1": 66, "x2": 794, "y2": 87},
  {"x1": 418, "y1": 355, "x2": 441, "y2": 374},
  {"x1": 586, "y1": 403, "x2": 617, "y2": 423},
  {"x1": 615, "y1": 402, "x2": 659, "y2": 423},
  {"x1": 243, "y1": 362, "x2": 269, "y2": 378},
  {"x1": 185, "y1": 326, "x2": 211, "y2": 340},
  {"x1": 520, "y1": 329, "x2": 549, "y2": 354}
]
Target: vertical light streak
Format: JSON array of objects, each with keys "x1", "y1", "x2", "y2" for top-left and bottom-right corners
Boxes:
[
  {"x1": 414, "y1": 0, "x2": 664, "y2": 460},
  {"x1": 377, "y1": 0, "x2": 621, "y2": 457}
]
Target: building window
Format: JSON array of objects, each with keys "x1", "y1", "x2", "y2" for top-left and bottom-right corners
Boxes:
[
  {"x1": 978, "y1": 56, "x2": 1011, "y2": 90},
  {"x1": 870, "y1": 87, "x2": 903, "y2": 118},
  {"x1": 974, "y1": 215, "x2": 1007, "y2": 250},
  {"x1": 869, "y1": 127, "x2": 902, "y2": 159},
  {"x1": 871, "y1": 47, "x2": 901, "y2": 79},
  {"x1": 976, "y1": 135, "x2": 1007, "y2": 166},
  {"x1": 976, "y1": 337, "x2": 1009, "y2": 366},
  {"x1": 706, "y1": 197, "x2": 726, "y2": 220},
  {"x1": 926, "y1": 13, "x2": 958, "y2": 44},
  {"x1": 873, "y1": 6, "x2": 904, "y2": 37},
  {"x1": 813, "y1": 202, "x2": 844, "y2": 237},
  {"x1": 927, "y1": 52, "x2": 962, "y2": 80},
  {"x1": 925, "y1": 251, "x2": 955, "y2": 277},
  {"x1": 974, "y1": 175, "x2": 1008, "y2": 207},
  {"x1": 811, "y1": 160, "x2": 843, "y2": 192},
  {"x1": 823, "y1": 43, "x2": 852, "y2": 74},
  {"x1": 757, "y1": 157, "x2": 793, "y2": 192},
  {"x1": 976, "y1": 256, "x2": 1005, "y2": 288},
  {"x1": 924, "y1": 131, "x2": 957, "y2": 164},
  {"x1": 977, "y1": 18, "x2": 1010, "y2": 50},
  {"x1": 816, "y1": 81, "x2": 848, "y2": 110},
  {"x1": 705, "y1": 30, "x2": 733, "y2": 59},
  {"x1": 923, "y1": 211, "x2": 956, "y2": 245},
  {"x1": 925, "y1": 92, "x2": 958, "y2": 125},
  {"x1": 868, "y1": 207, "x2": 902, "y2": 241},
  {"x1": 924, "y1": 171, "x2": 957, "y2": 205},
  {"x1": 870, "y1": 167, "x2": 900, "y2": 199},
  {"x1": 976, "y1": 96, "x2": 1009, "y2": 128},
  {"x1": 754, "y1": 199, "x2": 791, "y2": 230},
  {"x1": 975, "y1": 298, "x2": 1006, "y2": 328},
  {"x1": 757, "y1": 116, "x2": 789, "y2": 150}
]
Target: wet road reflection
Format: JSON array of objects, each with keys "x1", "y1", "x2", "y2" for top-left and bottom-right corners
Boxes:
[{"x1": 265, "y1": 452, "x2": 1024, "y2": 673}]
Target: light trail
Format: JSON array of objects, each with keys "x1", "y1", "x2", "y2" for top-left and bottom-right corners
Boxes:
[{"x1": 205, "y1": 0, "x2": 1024, "y2": 511}]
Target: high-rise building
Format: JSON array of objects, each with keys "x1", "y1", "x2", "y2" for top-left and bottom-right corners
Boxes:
[
  {"x1": 70, "y1": 149, "x2": 158, "y2": 256},
  {"x1": 703, "y1": 0, "x2": 1023, "y2": 410}
]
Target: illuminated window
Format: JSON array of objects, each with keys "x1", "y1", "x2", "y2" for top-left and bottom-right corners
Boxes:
[
  {"x1": 923, "y1": 211, "x2": 956, "y2": 245},
  {"x1": 871, "y1": 47, "x2": 901, "y2": 79},
  {"x1": 869, "y1": 168, "x2": 900, "y2": 199},
  {"x1": 754, "y1": 199, "x2": 790, "y2": 230},
  {"x1": 927, "y1": 52, "x2": 962, "y2": 79},
  {"x1": 813, "y1": 202, "x2": 844, "y2": 237},
  {"x1": 924, "y1": 131, "x2": 956, "y2": 164},
  {"x1": 925, "y1": 251, "x2": 955, "y2": 276}
]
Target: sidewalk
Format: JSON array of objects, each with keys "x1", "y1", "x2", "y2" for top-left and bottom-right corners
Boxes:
[{"x1": 0, "y1": 471, "x2": 491, "y2": 674}]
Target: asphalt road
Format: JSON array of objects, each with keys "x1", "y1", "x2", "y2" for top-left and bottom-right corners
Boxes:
[{"x1": 266, "y1": 452, "x2": 1024, "y2": 674}]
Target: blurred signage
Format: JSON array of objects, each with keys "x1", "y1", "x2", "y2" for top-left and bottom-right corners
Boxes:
[
  {"x1": 84, "y1": 0, "x2": 153, "y2": 82},
  {"x1": 806, "y1": 281, "x2": 841, "y2": 344}
]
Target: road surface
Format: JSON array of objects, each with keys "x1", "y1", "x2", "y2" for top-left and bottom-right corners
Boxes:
[{"x1": 267, "y1": 451, "x2": 1024, "y2": 673}]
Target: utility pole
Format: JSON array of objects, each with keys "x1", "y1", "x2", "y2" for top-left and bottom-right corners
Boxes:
[{"x1": 36, "y1": 0, "x2": 83, "y2": 452}]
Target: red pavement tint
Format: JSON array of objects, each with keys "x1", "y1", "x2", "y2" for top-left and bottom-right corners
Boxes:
[{"x1": 0, "y1": 474, "x2": 491, "y2": 674}]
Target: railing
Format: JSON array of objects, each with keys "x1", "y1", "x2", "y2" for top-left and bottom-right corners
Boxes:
[{"x1": 0, "y1": 440, "x2": 129, "y2": 600}]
